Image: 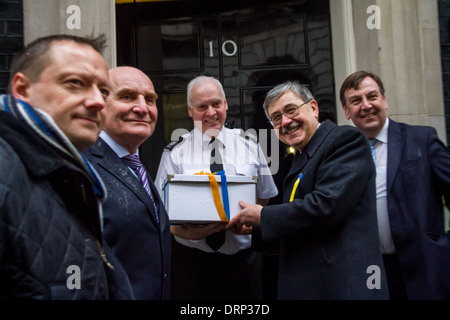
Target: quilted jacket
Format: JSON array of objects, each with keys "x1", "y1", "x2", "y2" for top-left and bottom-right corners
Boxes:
[{"x1": 0, "y1": 109, "x2": 134, "y2": 299}]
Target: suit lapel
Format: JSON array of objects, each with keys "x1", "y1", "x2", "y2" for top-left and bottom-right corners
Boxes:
[
  {"x1": 387, "y1": 119, "x2": 404, "y2": 192},
  {"x1": 89, "y1": 138, "x2": 160, "y2": 226},
  {"x1": 147, "y1": 174, "x2": 165, "y2": 226}
]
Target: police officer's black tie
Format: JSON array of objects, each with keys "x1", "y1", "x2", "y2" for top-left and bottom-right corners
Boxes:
[{"x1": 206, "y1": 137, "x2": 226, "y2": 251}]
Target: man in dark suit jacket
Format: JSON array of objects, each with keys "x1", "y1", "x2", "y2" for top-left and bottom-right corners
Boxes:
[
  {"x1": 340, "y1": 70, "x2": 450, "y2": 299},
  {"x1": 227, "y1": 81, "x2": 389, "y2": 299},
  {"x1": 84, "y1": 66, "x2": 171, "y2": 300}
]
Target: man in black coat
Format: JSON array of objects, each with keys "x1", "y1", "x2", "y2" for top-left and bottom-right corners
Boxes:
[
  {"x1": 0, "y1": 35, "x2": 134, "y2": 299},
  {"x1": 84, "y1": 66, "x2": 171, "y2": 300},
  {"x1": 227, "y1": 81, "x2": 389, "y2": 299}
]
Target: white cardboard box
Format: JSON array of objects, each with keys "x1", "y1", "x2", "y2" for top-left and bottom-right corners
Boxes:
[{"x1": 163, "y1": 174, "x2": 257, "y2": 224}]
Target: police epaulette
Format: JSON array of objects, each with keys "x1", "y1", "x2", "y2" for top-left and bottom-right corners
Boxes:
[
  {"x1": 164, "y1": 136, "x2": 183, "y2": 151},
  {"x1": 235, "y1": 128, "x2": 257, "y2": 144}
]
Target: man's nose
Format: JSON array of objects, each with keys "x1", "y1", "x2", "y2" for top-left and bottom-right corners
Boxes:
[
  {"x1": 132, "y1": 95, "x2": 149, "y2": 114},
  {"x1": 361, "y1": 96, "x2": 372, "y2": 109},
  {"x1": 205, "y1": 105, "x2": 216, "y2": 115},
  {"x1": 280, "y1": 113, "x2": 292, "y2": 126},
  {"x1": 85, "y1": 86, "x2": 105, "y2": 111}
]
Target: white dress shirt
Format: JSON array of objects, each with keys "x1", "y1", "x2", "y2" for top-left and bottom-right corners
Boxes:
[
  {"x1": 372, "y1": 118, "x2": 396, "y2": 254},
  {"x1": 99, "y1": 131, "x2": 140, "y2": 169}
]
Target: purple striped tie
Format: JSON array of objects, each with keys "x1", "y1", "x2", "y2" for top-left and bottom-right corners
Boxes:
[{"x1": 122, "y1": 154, "x2": 159, "y2": 222}]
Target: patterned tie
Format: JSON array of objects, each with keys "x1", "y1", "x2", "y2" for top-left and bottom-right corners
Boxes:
[
  {"x1": 121, "y1": 154, "x2": 159, "y2": 223},
  {"x1": 368, "y1": 138, "x2": 377, "y2": 162},
  {"x1": 206, "y1": 137, "x2": 226, "y2": 251}
]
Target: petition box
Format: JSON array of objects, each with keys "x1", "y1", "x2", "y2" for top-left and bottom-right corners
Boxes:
[{"x1": 164, "y1": 174, "x2": 257, "y2": 224}]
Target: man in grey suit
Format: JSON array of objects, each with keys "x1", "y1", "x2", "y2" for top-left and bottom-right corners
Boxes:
[
  {"x1": 227, "y1": 81, "x2": 389, "y2": 299},
  {"x1": 84, "y1": 66, "x2": 171, "y2": 300},
  {"x1": 340, "y1": 70, "x2": 450, "y2": 300}
]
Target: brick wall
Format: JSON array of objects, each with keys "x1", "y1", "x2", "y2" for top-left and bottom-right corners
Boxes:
[{"x1": 0, "y1": 0, "x2": 23, "y2": 94}]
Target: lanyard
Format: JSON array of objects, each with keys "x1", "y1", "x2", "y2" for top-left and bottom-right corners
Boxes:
[{"x1": 289, "y1": 173, "x2": 302, "y2": 202}]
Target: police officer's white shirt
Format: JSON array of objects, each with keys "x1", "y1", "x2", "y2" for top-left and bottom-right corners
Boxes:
[{"x1": 155, "y1": 127, "x2": 278, "y2": 255}]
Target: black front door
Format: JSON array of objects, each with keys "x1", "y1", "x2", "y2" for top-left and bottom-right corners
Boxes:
[{"x1": 116, "y1": 0, "x2": 335, "y2": 179}]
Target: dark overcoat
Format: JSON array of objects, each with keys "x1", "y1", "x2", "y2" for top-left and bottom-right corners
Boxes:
[
  {"x1": 386, "y1": 119, "x2": 450, "y2": 299},
  {"x1": 256, "y1": 120, "x2": 389, "y2": 299}
]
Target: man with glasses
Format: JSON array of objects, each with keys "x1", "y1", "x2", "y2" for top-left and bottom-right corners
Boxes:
[{"x1": 227, "y1": 81, "x2": 389, "y2": 299}]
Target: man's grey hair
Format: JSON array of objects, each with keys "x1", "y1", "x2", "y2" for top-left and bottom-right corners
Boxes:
[
  {"x1": 262, "y1": 81, "x2": 315, "y2": 120},
  {"x1": 186, "y1": 75, "x2": 226, "y2": 108}
]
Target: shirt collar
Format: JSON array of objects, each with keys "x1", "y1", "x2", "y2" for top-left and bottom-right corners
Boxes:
[
  {"x1": 100, "y1": 131, "x2": 139, "y2": 158},
  {"x1": 194, "y1": 126, "x2": 226, "y2": 150},
  {"x1": 375, "y1": 117, "x2": 389, "y2": 144}
]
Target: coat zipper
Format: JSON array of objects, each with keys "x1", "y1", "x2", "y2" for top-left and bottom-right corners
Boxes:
[{"x1": 81, "y1": 183, "x2": 115, "y2": 271}]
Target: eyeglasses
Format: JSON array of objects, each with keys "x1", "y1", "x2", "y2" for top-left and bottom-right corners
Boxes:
[{"x1": 268, "y1": 100, "x2": 311, "y2": 127}]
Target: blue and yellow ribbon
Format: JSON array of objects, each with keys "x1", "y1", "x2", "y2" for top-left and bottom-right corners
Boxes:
[
  {"x1": 195, "y1": 170, "x2": 230, "y2": 222},
  {"x1": 289, "y1": 173, "x2": 302, "y2": 202}
]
